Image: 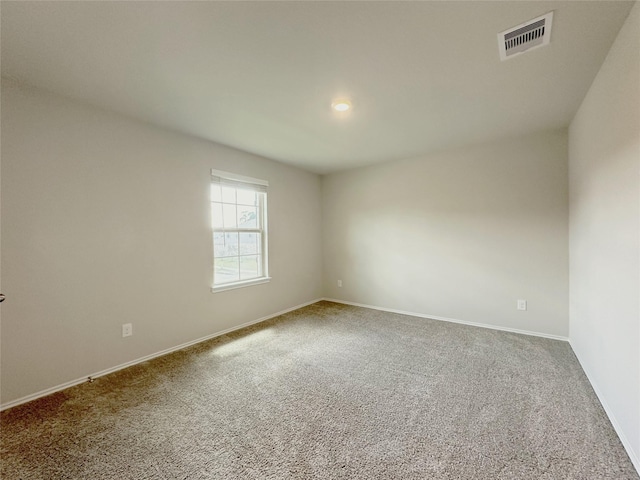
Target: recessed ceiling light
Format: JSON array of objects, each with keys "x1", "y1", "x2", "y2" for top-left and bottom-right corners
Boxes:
[{"x1": 331, "y1": 99, "x2": 351, "y2": 112}]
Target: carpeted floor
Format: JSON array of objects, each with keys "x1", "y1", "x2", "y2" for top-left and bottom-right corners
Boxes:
[{"x1": 1, "y1": 301, "x2": 638, "y2": 479}]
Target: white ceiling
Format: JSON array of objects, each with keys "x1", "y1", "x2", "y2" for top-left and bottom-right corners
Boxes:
[{"x1": 1, "y1": 1, "x2": 635, "y2": 174}]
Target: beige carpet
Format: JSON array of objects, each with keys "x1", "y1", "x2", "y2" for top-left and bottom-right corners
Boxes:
[{"x1": 1, "y1": 301, "x2": 638, "y2": 479}]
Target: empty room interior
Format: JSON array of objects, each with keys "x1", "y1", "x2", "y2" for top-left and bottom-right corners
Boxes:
[{"x1": 1, "y1": 1, "x2": 639, "y2": 479}]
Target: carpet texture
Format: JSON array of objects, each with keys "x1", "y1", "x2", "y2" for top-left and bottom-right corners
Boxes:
[{"x1": 1, "y1": 301, "x2": 638, "y2": 479}]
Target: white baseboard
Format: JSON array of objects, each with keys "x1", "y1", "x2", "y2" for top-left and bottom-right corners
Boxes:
[
  {"x1": 0, "y1": 298, "x2": 323, "y2": 412},
  {"x1": 4, "y1": 297, "x2": 636, "y2": 476},
  {"x1": 569, "y1": 341, "x2": 640, "y2": 475},
  {"x1": 322, "y1": 298, "x2": 569, "y2": 341}
]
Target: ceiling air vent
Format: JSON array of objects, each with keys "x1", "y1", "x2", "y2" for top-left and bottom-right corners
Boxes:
[{"x1": 498, "y1": 12, "x2": 553, "y2": 61}]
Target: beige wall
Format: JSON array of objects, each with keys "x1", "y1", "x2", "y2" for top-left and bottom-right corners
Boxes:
[
  {"x1": 569, "y1": 3, "x2": 640, "y2": 469},
  {"x1": 0, "y1": 82, "x2": 323, "y2": 405},
  {"x1": 322, "y1": 130, "x2": 569, "y2": 337}
]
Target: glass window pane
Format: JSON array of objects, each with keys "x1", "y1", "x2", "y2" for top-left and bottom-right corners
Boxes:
[
  {"x1": 211, "y1": 202, "x2": 223, "y2": 229},
  {"x1": 215, "y1": 257, "x2": 239, "y2": 284},
  {"x1": 214, "y1": 232, "x2": 238, "y2": 258},
  {"x1": 240, "y1": 255, "x2": 259, "y2": 280},
  {"x1": 237, "y1": 206, "x2": 257, "y2": 228},
  {"x1": 221, "y1": 186, "x2": 236, "y2": 203},
  {"x1": 222, "y1": 204, "x2": 237, "y2": 228},
  {"x1": 213, "y1": 232, "x2": 225, "y2": 252},
  {"x1": 239, "y1": 232, "x2": 260, "y2": 255},
  {"x1": 237, "y1": 189, "x2": 257, "y2": 206},
  {"x1": 211, "y1": 184, "x2": 222, "y2": 202},
  {"x1": 211, "y1": 177, "x2": 267, "y2": 287}
]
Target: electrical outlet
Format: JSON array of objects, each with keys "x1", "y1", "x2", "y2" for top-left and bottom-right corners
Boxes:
[
  {"x1": 122, "y1": 323, "x2": 133, "y2": 337},
  {"x1": 517, "y1": 299, "x2": 527, "y2": 311},
  {"x1": 337, "y1": 280, "x2": 343, "y2": 288}
]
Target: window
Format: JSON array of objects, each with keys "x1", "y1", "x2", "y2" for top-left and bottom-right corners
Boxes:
[{"x1": 210, "y1": 170, "x2": 269, "y2": 292}]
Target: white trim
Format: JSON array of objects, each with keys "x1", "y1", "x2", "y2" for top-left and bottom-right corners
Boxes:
[
  {"x1": 569, "y1": 341, "x2": 640, "y2": 475},
  {"x1": 211, "y1": 277, "x2": 271, "y2": 293},
  {"x1": 0, "y1": 298, "x2": 323, "y2": 412},
  {"x1": 322, "y1": 298, "x2": 569, "y2": 341},
  {"x1": 210, "y1": 169, "x2": 268, "y2": 187},
  {"x1": 5, "y1": 296, "x2": 634, "y2": 476}
]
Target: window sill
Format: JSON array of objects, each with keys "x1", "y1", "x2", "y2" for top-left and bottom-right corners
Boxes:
[{"x1": 211, "y1": 277, "x2": 271, "y2": 293}]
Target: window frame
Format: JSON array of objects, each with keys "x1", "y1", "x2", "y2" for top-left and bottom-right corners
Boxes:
[{"x1": 210, "y1": 169, "x2": 270, "y2": 293}]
